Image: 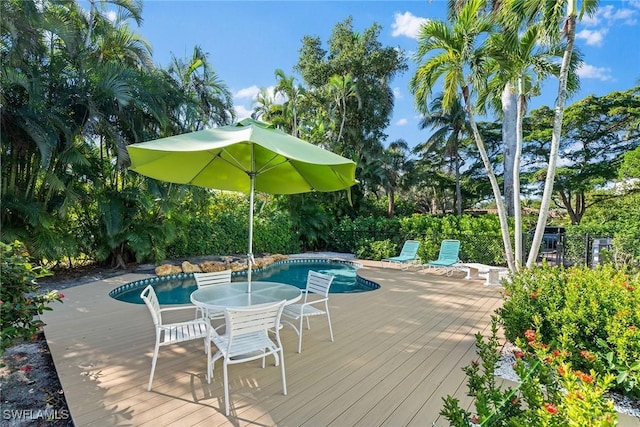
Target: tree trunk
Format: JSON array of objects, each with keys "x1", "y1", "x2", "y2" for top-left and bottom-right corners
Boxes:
[
  {"x1": 527, "y1": 13, "x2": 576, "y2": 267},
  {"x1": 502, "y1": 83, "x2": 518, "y2": 217},
  {"x1": 455, "y1": 154, "x2": 462, "y2": 215},
  {"x1": 463, "y1": 87, "x2": 515, "y2": 271},
  {"x1": 513, "y1": 80, "x2": 525, "y2": 269},
  {"x1": 388, "y1": 189, "x2": 395, "y2": 218}
]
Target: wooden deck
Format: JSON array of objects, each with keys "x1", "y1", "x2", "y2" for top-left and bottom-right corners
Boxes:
[{"x1": 41, "y1": 262, "x2": 505, "y2": 426}]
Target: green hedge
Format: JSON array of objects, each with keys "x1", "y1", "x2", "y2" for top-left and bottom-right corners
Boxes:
[
  {"x1": 333, "y1": 214, "x2": 508, "y2": 265},
  {"x1": 167, "y1": 193, "x2": 300, "y2": 259}
]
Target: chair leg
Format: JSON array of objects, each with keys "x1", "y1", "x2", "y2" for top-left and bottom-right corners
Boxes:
[
  {"x1": 147, "y1": 337, "x2": 160, "y2": 391},
  {"x1": 325, "y1": 303, "x2": 334, "y2": 342},
  {"x1": 280, "y1": 348, "x2": 287, "y2": 396},
  {"x1": 297, "y1": 316, "x2": 304, "y2": 353},
  {"x1": 223, "y1": 360, "x2": 230, "y2": 416},
  {"x1": 206, "y1": 339, "x2": 212, "y2": 383}
]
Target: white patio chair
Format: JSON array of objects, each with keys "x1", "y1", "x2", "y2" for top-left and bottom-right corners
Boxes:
[
  {"x1": 282, "y1": 270, "x2": 334, "y2": 353},
  {"x1": 194, "y1": 270, "x2": 232, "y2": 323},
  {"x1": 140, "y1": 285, "x2": 209, "y2": 391},
  {"x1": 207, "y1": 300, "x2": 287, "y2": 416}
]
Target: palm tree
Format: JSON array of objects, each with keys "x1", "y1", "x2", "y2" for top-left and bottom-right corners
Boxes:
[
  {"x1": 327, "y1": 74, "x2": 361, "y2": 146},
  {"x1": 513, "y1": 0, "x2": 599, "y2": 267},
  {"x1": 274, "y1": 69, "x2": 304, "y2": 137},
  {"x1": 416, "y1": 95, "x2": 470, "y2": 215},
  {"x1": 166, "y1": 45, "x2": 234, "y2": 132},
  {"x1": 381, "y1": 140, "x2": 414, "y2": 217},
  {"x1": 477, "y1": 1, "x2": 582, "y2": 268},
  {"x1": 411, "y1": 0, "x2": 516, "y2": 271},
  {"x1": 252, "y1": 87, "x2": 277, "y2": 121}
]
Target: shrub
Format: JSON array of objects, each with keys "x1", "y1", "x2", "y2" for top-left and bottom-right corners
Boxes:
[
  {"x1": 0, "y1": 241, "x2": 64, "y2": 356},
  {"x1": 441, "y1": 317, "x2": 618, "y2": 426},
  {"x1": 355, "y1": 239, "x2": 397, "y2": 260},
  {"x1": 498, "y1": 264, "x2": 640, "y2": 397},
  {"x1": 334, "y1": 214, "x2": 507, "y2": 265}
]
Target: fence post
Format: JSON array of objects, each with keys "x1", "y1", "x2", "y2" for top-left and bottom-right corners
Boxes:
[{"x1": 584, "y1": 233, "x2": 590, "y2": 267}]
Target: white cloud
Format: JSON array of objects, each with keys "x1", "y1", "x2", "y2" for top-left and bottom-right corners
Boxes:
[
  {"x1": 577, "y1": 63, "x2": 614, "y2": 81},
  {"x1": 391, "y1": 12, "x2": 429, "y2": 39},
  {"x1": 234, "y1": 105, "x2": 253, "y2": 121},
  {"x1": 234, "y1": 85, "x2": 260, "y2": 100},
  {"x1": 396, "y1": 118, "x2": 408, "y2": 126},
  {"x1": 393, "y1": 87, "x2": 403, "y2": 99},
  {"x1": 583, "y1": 4, "x2": 639, "y2": 26},
  {"x1": 575, "y1": 28, "x2": 608, "y2": 46}
]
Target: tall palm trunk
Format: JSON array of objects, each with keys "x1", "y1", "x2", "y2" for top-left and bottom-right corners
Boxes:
[
  {"x1": 463, "y1": 87, "x2": 515, "y2": 271},
  {"x1": 455, "y1": 154, "x2": 462, "y2": 215},
  {"x1": 514, "y1": 78, "x2": 525, "y2": 269},
  {"x1": 527, "y1": 13, "x2": 577, "y2": 267},
  {"x1": 502, "y1": 84, "x2": 517, "y2": 217}
]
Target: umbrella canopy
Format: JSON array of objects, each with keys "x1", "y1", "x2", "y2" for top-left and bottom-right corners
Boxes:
[{"x1": 127, "y1": 118, "x2": 358, "y2": 290}]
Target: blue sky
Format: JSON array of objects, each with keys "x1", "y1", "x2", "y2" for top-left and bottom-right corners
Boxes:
[{"x1": 130, "y1": 0, "x2": 640, "y2": 148}]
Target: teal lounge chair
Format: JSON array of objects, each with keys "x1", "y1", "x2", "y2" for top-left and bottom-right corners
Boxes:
[
  {"x1": 423, "y1": 240, "x2": 461, "y2": 276},
  {"x1": 381, "y1": 240, "x2": 421, "y2": 269}
]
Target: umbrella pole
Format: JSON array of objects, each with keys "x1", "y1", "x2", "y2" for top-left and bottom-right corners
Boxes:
[{"x1": 247, "y1": 147, "x2": 255, "y2": 293}]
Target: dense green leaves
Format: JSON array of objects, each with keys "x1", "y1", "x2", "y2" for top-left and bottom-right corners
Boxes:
[
  {"x1": 498, "y1": 264, "x2": 640, "y2": 396},
  {"x1": 0, "y1": 241, "x2": 63, "y2": 355}
]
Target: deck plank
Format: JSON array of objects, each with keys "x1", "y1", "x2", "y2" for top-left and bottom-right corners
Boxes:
[{"x1": 41, "y1": 262, "x2": 507, "y2": 426}]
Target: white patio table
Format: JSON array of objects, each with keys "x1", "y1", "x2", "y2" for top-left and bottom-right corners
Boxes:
[{"x1": 190, "y1": 281, "x2": 302, "y2": 312}]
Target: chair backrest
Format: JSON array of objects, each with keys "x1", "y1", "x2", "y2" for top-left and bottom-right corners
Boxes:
[
  {"x1": 194, "y1": 270, "x2": 232, "y2": 289},
  {"x1": 305, "y1": 270, "x2": 334, "y2": 298},
  {"x1": 225, "y1": 300, "x2": 286, "y2": 339},
  {"x1": 140, "y1": 285, "x2": 162, "y2": 326},
  {"x1": 399, "y1": 240, "x2": 420, "y2": 258},
  {"x1": 437, "y1": 240, "x2": 461, "y2": 262}
]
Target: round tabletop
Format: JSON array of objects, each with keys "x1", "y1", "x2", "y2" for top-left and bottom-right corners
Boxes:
[{"x1": 190, "y1": 281, "x2": 302, "y2": 311}]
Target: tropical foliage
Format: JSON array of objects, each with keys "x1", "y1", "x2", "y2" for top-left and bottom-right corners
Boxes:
[
  {"x1": 0, "y1": 241, "x2": 63, "y2": 356},
  {"x1": 2, "y1": 0, "x2": 638, "y2": 276}
]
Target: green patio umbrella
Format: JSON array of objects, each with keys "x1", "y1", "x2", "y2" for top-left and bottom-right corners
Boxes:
[{"x1": 127, "y1": 118, "x2": 357, "y2": 290}]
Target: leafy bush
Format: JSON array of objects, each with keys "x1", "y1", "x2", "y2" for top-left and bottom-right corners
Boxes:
[
  {"x1": 0, "y1": 241, "x2": 64, "y2": 356},
  {"x1": 355, "y1": 239, "x2": 397, "y2": 260},
  {"x1": 334, "y1": 213, "x2": 507, "y2": 265},
  {"x1": 168, "y1": 193, "x2": 300, "y2": 258},
  {"x1": 441, "y1": 318, "x2": 618, "y2": 426},
  {"x1": 498, "y1": 264, "x2": 640, "y2": 397}
]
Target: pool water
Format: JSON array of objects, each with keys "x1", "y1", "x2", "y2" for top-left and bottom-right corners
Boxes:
[{"x1": 110, "y1": 259, "x2": 379, "y2": 305}]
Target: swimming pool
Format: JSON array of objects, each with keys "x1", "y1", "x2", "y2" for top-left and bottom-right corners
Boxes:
[{"x1": 109, "y1": 259, "x2": 379, "y2": 305}]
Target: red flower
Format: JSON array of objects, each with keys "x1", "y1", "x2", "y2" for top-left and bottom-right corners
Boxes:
[
  {"x1": 576, "y1": 371, "x2": 594, "y2": 384},
  {"x1": 544, "y1": 403, "x2": 558, "y2": 414},
  {"x1": 580, "y1": 350, "x2": 596, "y2": 361},
  {"x1": 470, "y1": 415, "x2": 480, "y2": 423},
  {"x1": 514, "y1": 350, "x2": 525, "y2": 359},
  {"x1": 20, "y1": 365, "x2": 33, "y2": 372},
  {"x1": 552, "y1": 349, "x2": 561, "y2": 357},
  {"x1": 59, "y1": 293, "x2": 65, "y2": 299},
  {"x1": 530, "y1": 292, "x2": 538, "y2": 299},
  {"x1": 557, "y1": 365, "x2": 567, "y2": 376},
  {"x1": 524, "y1": 329, "x2": 536, "y2": 342}
]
